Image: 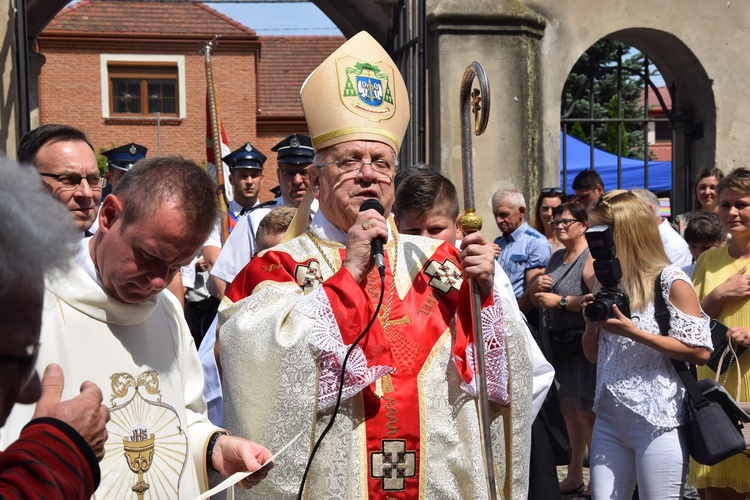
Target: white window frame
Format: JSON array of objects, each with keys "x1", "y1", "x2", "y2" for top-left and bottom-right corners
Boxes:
[{"x1": 100, "y1": 54, "x2": 186, "y2": 119}]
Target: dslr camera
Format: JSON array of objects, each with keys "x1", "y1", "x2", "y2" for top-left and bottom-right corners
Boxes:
[{"x1": 584, "y1": 225, "x2": 631, "y2": 321}]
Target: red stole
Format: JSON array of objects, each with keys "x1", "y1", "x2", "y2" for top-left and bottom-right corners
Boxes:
[{"x1": 224, "y1": 239, "x2": 486, "y2": 497}]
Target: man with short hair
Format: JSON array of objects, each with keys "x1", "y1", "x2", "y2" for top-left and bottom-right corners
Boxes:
[
  {"x1": 210, "y1": 133, "x2": 317, "y2": 295},
  {"x1": 0, "y1": 157, "x2": 109, "y2": 498},
  {"x1": 219, "y1": 32, "x2": 538, "y2": 498},
  {"x1": 18, "y1": 124, "x2": 102, "y2": 237},
  {"x1": 1, "y1": 157, "x2": 273, "y2": 498},
  {"x1": 572, "y1": 169, "x2": 605, "y2": 206},
  {"x1": 204, "y1": 141, "x2": 267, "y2": 250},
  {"x1": 225, "y1": 142, "x2": 267, "y2": 222},
  {"x1": 492, "y1": 188, "x2": 550, "y2": 314}
]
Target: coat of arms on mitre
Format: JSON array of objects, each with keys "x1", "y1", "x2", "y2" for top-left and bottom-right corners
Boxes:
[{"x1": 336, "y1": 56, "x2": 396, "y2": 122}]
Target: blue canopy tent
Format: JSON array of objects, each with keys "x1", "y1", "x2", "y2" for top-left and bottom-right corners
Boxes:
[{"x1": 559, "y1": 131, "x2": 672, "y2": 194}]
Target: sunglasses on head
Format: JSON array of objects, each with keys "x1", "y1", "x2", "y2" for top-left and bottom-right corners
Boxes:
[{"x1": 541, "y1": 187, "x2": 564, "y2": 195}]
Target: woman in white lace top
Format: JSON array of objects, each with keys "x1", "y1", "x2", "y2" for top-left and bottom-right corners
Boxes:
[{"x1": 581, "y1": 191, "x2": 712, "y2": 500}]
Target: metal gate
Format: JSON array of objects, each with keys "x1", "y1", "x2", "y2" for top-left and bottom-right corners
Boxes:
[
  {"x1": 560, "y1": 47, "x2": 685, "y2": 199},
  {"x1": 389, "y1": 0, "x2": 427, "y2": 169}
]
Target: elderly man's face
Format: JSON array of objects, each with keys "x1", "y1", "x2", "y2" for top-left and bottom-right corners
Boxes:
[
  {"x1": 310, "y1": 141, "x2": 396, "y2": 231},
  {"x1": 493, "y1": 201, "x2": 525, "y2": 235},
  {"x1": 92, "y1": 196, "x2": 204, "y2": 304},
  {"x1": 277, "y1": 163, "x2": 311, "y2": 205},
  {"x1": 0, "y1": 282, "x2": 43, "y2": 426},
  {"x1": 36, "y1": 140, "x2": 101, "y2": 233}
]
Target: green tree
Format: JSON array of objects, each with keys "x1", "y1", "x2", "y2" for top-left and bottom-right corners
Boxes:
[
  {"x1": 606, "y1": 95, "x2": 628, "y2": 156},
  {"x1": 561, "y1": 40, "x2": 652, "y2": 159}
]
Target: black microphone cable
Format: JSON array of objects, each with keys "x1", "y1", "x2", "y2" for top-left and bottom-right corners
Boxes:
[{"x1": 297, "y1": 271, "x2": 386, "y2": 500}]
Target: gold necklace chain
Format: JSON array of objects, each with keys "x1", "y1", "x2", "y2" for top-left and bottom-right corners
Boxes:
[{"x1": 305, "y1": 228, "x2": 398, "y2": 326}]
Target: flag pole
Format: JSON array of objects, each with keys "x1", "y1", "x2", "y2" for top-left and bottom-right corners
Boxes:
[{"x1": 202, "y1": 35, "x2": 230, "y2": 244}]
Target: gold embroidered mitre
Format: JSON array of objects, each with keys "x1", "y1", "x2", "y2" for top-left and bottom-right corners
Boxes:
[{"x1": 300, "y1": 31, "x2": 410, "y2": 154}]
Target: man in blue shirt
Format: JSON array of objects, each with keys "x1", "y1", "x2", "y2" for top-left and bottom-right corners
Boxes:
[{"x1": 492, "y1": 188, "x2": 550, "y2": 314}]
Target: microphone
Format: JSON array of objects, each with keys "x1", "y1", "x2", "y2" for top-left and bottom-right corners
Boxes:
[{"x1": 360, "y1": 199, "x2": 385, "y2": 273}]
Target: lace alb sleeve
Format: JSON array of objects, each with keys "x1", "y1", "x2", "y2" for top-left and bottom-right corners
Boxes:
[
  {"x1": 300, "y1": 285, "x2": 394, "y2": 412},
  {"x1": 457, "y1": 286, "x2": 511, "y2": 405}
]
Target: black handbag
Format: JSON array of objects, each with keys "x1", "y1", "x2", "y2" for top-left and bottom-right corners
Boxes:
[
  {"x1": 706, "y1": 319, "x2": 747, "y2": 374},
  {"x1": 548, "y1": 327, "x2": 585, "y2": 357},
  {"x1": 653, "y1": 272, "x2": 750, "y2": 465}
]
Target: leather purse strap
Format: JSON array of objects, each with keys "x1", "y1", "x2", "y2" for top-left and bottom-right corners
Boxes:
[{"x1": 653, "y1": 270, "x2": 710, "y2": 409}]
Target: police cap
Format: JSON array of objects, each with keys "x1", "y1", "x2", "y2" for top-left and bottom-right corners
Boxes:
[
  {"x1": 102, "y1": 143, "x2": 147, "y2": 172},
  {"x1": 223, "y1": 142, "x2": 267, "y2": 170},
  {"x1": 271, "y1": 134, "x2": 314, "y2": 165}
]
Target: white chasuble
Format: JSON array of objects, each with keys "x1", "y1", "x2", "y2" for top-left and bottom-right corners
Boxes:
[{"x1": 220, "y1": 221, "x2": 535, "y2": 499}]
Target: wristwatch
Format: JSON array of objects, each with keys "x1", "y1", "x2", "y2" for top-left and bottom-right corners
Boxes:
[
  {"x1": 207, "y1": 431, "x2": 229, "y2": 471},
  {"x1": 559, "y1": 295, "x2": 568, "y2": 310}
]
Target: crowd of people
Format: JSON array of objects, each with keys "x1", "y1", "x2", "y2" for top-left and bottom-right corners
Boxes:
[{"x1": 1, "y1": 29, "x2": 749, "y2": 500}]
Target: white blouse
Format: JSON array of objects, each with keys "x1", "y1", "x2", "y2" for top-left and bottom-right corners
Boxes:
[{"x1": 593, "y1": 266, "x2": 712, "y2": 429}]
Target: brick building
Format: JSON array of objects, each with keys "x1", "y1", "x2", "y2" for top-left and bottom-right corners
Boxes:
[
  {"x1": 37, "y1": 0, "x2": 343, "y2": 201},
  {"x1": 639, "y1": 85, "x2": 673, "y2": 162}
]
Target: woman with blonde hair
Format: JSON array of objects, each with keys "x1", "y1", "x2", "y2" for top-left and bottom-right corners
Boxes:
[
  {"x1": 689, "y1": 167, "x2": 750, "y2": 500},
  {"x1": 582, "y1": 191, "x2": 712, "y2": 499}
]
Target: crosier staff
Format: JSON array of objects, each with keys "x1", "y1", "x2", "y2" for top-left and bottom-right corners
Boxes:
[
  {"x1": 458, "y1": 61, "x2": 496, "y2": 500},
  {"x1": 202, "y1": 35, "x2": 230, "y2": 244}
]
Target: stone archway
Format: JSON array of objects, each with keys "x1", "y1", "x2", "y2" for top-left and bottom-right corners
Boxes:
[{"x1": 609, "y1": 28, "x2": 716, "y2": 211}]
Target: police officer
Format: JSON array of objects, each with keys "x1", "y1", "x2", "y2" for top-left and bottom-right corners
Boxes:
[
  {"x1": 102, "y1": 143, "x2": 147, "y2": 192},
  {"x1": 222, "y1": 142, "x2": 267, "y2": 230},
  {"x1": 90, "y1": 143, "x2": 147, "y2": 235},
  {"x1": 210, "y1": 134, "x2": 316, "y2": 294},
  {"x1": 270, "y1": 133, "x2": 315, "y2": 206}
]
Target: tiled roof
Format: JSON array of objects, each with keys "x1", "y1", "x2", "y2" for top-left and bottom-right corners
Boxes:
[
  {"x1": 44, "y1": 0, "x2": 256, "y2": 37},
  {"x1": 258, "y1": 35, "x2": 345, "y2": 117},
  {"x1": 639, "y1": 85, "x2": 672, "y2": 111}
]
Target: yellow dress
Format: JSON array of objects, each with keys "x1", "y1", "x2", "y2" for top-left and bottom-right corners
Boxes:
[{"x1": 689, "y1": 245, "x2": 750, "y2": 492}]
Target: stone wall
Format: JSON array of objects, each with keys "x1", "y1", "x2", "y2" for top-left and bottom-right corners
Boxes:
[{"x1": 427, "y1": 0, "x2": 749, "y2": 233}]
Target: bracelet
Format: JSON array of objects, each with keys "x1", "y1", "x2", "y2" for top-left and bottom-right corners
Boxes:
[{"x1": 206, "y1": 431, "x2": 229, "y2": 471}]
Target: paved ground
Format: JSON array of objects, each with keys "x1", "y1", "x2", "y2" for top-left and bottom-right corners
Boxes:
[
  {"x1": 557, "y1": 465, "x2": 590, "y2": 498},
  {"x1": 555, "y1": 466, "x2": 704, "y2": 499}
]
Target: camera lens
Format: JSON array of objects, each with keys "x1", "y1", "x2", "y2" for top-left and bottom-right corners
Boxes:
[{"x1": 585, "y1": 300, "x2": 610, "y2": 322}]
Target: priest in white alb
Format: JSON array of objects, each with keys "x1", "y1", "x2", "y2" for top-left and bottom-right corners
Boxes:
[{"x1": 1, "y1": 157, "x2": 273, "y2": 498}]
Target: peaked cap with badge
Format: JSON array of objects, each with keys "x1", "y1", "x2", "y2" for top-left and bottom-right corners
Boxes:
[
  {"x1": 223, "y1": 142, "x2": 267, "y2": 170},
  {"x1": 102, "y1": 143, "x2": 147, "y2": 172},
  {"x1": 271, "y1": 134, "x2": 314, "y2": 165},
  {"x1": 300, "y1": 31, "x2": 410, "y2": 154}
]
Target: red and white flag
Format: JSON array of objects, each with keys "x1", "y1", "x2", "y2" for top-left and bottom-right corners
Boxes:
[{"x1": 206, "y1": 92, "x2": 233, "y2": 201}]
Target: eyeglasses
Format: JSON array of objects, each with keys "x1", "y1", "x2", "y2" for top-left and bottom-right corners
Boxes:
[
  {"x1": 320, "y1": 157, "x2": 395, "y2": 177},
  {"x1": 0, "y1": 342, "x2": 40, "y2": 392},
  {"x1": 39, "y1": 172, "x2": 105, "y2": 191},
  {"x1": 279, "y1": 167, "x2": 309, "y2": 179},
  {"x1": 551, "y1": 218, "x2": 581, "y2": 228},
  {"x1": 542, "y1": 187, "x2": 564, "y2": 195}
]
